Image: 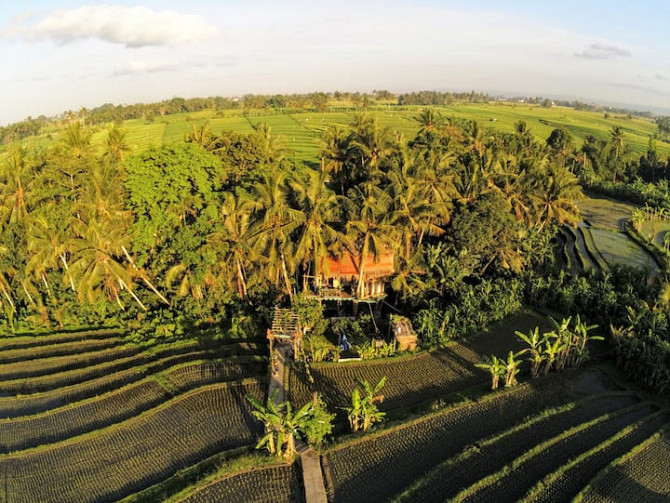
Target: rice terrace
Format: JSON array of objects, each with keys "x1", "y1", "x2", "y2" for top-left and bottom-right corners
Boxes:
[{"x1": 1, "y1": 2, "x2": 670, "y2": 501}]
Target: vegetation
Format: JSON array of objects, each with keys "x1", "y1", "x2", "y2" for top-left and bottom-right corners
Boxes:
[{"x1": 2, "y1": 92, "x2": 670, "y2": 502}]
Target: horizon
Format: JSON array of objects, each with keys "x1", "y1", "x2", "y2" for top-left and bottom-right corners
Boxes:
[{"x1": 1, "y1": 1, "x2": 669, "y2": 124}]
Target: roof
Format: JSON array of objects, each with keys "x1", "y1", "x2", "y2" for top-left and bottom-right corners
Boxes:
[
  {"x1": 270, "y1": 308, "x2": 301, "y2": 338},
  {"x1": 324, "y1": 251, "x2": 395, "y2": 279}
]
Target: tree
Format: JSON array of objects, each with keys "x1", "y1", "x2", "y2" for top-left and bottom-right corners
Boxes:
[
  {"x1": 345, "y1": 377, "x2": 386, "y2": 432},
  {"x1": 529, "y1": 165, "x2": 583, "y2": 229},
  {"x1": 290, "y1": 169, "x2": 342, "y2": 282},
  {"x1": 346, "y1": 182, "x2": 396, "y2": 298},
  {"x1": 609, "y1": 126, "x2": 625, "y2": 182},
  {"x1": 251, "y1": 168, "x2": 300, "y2": 300}
]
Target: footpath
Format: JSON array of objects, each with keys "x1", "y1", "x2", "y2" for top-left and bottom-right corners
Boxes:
[{"x1": 269, "y1": 344, "x2": 328, "y2": 503}]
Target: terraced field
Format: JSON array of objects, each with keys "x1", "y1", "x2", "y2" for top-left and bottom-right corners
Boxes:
[
  {"x1": 2, "y1": 315, "x2": 667, "y2": 502},
  {"x1": 321, "y1": 369, "x2": 669, "y2": 503},
  {"x1": 0, "y1": 329, "x2": 274, "y2": 502},
  {"x1": 556, "y1": 196, "x2": 661, "y2": 274}
]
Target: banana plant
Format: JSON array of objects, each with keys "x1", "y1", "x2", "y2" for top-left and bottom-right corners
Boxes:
[
  {"x1": 475, "y1": 355, "x2": 506, "y2": 390},
  {"x1": 504, "y1": 351, "x2": 523, "y2": 387},
  {"x1": 345, "y1": 377, "x2": 386, "y2": 432},
  {"x1": 516, "y1": 327, "x2": 546, "y2": 378}
]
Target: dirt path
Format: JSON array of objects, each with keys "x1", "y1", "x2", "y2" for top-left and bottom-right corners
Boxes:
[{"x1": 269, "y1": 343, "x2": 328, "y2": 503}]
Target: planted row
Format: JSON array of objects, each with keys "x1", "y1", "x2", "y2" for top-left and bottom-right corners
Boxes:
[
  {"x1": 179, "y1": 462, "x2": 304, "y2": 503},
  {"x1": 0, "y1": 381, "x2": 265, "y2": 503},
  {"x1": 397, "y1": 393, "x2": 637, "y2": 502},
  {"x1": 325, "y1": 372, "x2": 585, "y2": 503},
  {"x1": 0, "y1": 345, "x2": 261, "y2": 418},
  {"x1": 291, "y1": 344, "x2": 484, "y2": 412}
]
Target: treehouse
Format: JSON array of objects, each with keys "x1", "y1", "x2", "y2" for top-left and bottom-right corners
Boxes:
[
  {"x1": 266, "y1": 307, "x2": 302, "y2": 356},
  {"x1": 303, "y1": 250, "x2": 395, "y2": 304}
]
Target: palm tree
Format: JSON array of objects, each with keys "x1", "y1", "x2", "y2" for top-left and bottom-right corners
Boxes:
[
  {"x1": 529, "y1": 165, "x2": 583, "y2": 229},
  {"x1": 346, "y1": 182, "x2": 397, "y2": 298},
  {"x1": 68, "y1": 218, "x2": 146, "y2": 310},
  {"x1": 349, "y1": 116, "x2": 395, "y2": 180},
  {"x1": 251, "y1": 168, "x2": 301, "y2": 300},
  {"x1": 319, "y1": 126, "x2": 351, "y2": 194},
  {"x1": 103, "y1": 125, "x2": 131, "y2": 163},
  {"x1": 0, "y1": 144, "x2": 35, "y2": 225},
  {"x1": 62, "y1": 121, "x2": 93, "y2": 159},
  {"x1": 25, "y1": 215, "x2": 76, "y2": 294},
  {"x1": 290, "y1": 169, "x2": 342, "y2": 284},
  {"x1": 610, "y1": 126, "x2": 625, "y2": 182},
  {"x1": 206, "y1": 193, "x2": 258, "y2": 300}
]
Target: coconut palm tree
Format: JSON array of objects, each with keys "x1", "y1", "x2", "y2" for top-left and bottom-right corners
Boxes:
[
  {"x1": 103, "y1": 125, "x2": 131, "y2": 164},
  {"x1": 529, "y1": 165, "x2": 583, "y2": 229},
  {"x1": 0, "y1": 144, "x2": 35, "y2": 225},
  {"x1": 251, "y1": 168, "x2": 301, "y2": 300},
  {"x1": 290, "y1": 169, "x2": 342, "y2": 283},
  {"x1": 346, "y1": 182, "x2": 397, "y2": 298},
  {"x1": 206, "y1": 193, "x2": 259, "y2": 300}
]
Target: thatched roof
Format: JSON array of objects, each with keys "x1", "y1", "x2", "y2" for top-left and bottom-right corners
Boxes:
[{"x1": 323, "y1": 251, "x2": 395, "y2": 280}]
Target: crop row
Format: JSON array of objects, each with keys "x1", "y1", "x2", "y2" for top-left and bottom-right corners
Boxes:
[
  {"x1": 179, "y1": 463, "x2": 304, "y2": 503},
  {"x1": 451, "y1": 404, "x2": 657, "y2": 502},
  {"x1": 325, "y1": 372, "x2": 586, "y2": 503},
  {"x1": 0, "y1": 345, "x2": 263, "y2": 418},
  {"x1": 0, "y1": 358, "x2": 268, "y2": 453},
  {"x1": 396, "y1": 393, "x2": 637, "y2": 502},
  {"x1": 522, "y1": 412, "x2": 668, "y2": 503},
  {"x1": 577, "y1": 427, "x2": 670, "y2": 503},
  {"x1": 290, "y1": 344, "x2": 485, "y2": 412},
  {"x1": 0, "y1": 344, "x2": 141, "y2": 381},
  {"x1": 163, "y1": 357, "x2": 268, "y2": 394},
  {"x1": 0, "y1": 328, "x2": 120, "y2": 351},
  {"x1": 0, "y1": 380, "x2": 168, "y2": 453},
  {"x1": 0, "y1": 336, "x2": 121, "y2": 364},
  {"x1": 0, "y1": 341, "x2": 263, "y2": 396},
  {"x1": 1, "y1": 381, "x2": 265, "y2": 503}
]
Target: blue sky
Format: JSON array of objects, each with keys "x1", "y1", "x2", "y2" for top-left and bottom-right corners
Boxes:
[{"x1": 1, "y1": 1, "x2": 669, "y2": 124}]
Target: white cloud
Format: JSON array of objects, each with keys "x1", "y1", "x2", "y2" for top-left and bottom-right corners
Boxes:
[
  {"x1": 575, "y1": 43, "x2": 632, "y2": 60},
  {"x1": 112, "y1": 60, "x2": 178, "y2": 76},
  {"x1": 1, "y1": 5, "x2": 218, "y2": 48}
]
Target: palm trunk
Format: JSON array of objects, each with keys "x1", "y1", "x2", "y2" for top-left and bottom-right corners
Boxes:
[
  {"x1": 281, "y1": 253, "x2": 293, "y2": 303},
  {"x1": 122, "y1": 245, "x2": 169, "y2": 305},
  {"x1": 59, "y1": 254, "x2": 76, "y2": 291},
  {"x1": 118, "y1": 278, "x2": 147, "y2": 311},
  {"x1": 236, "y1": 259, "x2": 248, "y2": 299}
]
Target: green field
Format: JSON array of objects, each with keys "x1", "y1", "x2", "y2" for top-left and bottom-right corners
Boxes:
[
  {"x1": 1, "y1": 311, "x2": 668, "y2": 501},
  {"x1": 5, "y1": 102, "x2": 669, "y2": 166}
]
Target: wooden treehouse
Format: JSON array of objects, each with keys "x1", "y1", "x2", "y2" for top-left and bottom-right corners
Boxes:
[
  {"x1": 303, "y1": 250, "x2": 395, "y2": 305},
  {"x1": 390, "y1": 315, "x2": 418, "y2": 351},
  {"x1": 266, "y1": 307, "x2": 302, "y2": 356}
]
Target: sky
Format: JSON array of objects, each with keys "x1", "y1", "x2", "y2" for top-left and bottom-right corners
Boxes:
[{"x1": 0, "y1": 0, "x2": 669, "y2": 124}]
